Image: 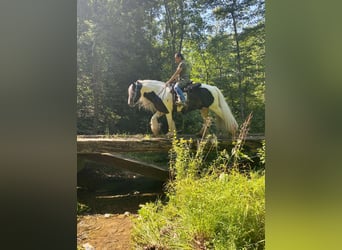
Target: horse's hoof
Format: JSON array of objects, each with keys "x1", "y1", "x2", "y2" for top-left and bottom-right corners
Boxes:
[{"x1": 166, "y1": 132, "x2": 175, "y2": 138}]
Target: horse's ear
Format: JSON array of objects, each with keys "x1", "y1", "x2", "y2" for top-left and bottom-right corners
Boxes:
[
  {"x1": 131, "y1": 81, "x2": 139, "y2": 88},
  {"x1": 135, "y1": 80, "x2": 143, "y2": 88}
]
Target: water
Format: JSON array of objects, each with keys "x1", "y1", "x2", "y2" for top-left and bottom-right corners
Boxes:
[{"x1": 77, "y1": 163, "x2": 166, "y2": 214}]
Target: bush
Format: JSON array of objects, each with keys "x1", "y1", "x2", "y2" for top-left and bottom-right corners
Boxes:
[
  {"x1": 132, "y1": 171, "x2": 264, "y2": 249},
  {"x1": 132, "y1": 115, "x2": 265, "y2": 249}
]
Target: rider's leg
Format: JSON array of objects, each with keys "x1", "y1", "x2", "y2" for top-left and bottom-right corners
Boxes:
[{"x1": 174, "y1": 82, "x2": 186, "y2": 104}]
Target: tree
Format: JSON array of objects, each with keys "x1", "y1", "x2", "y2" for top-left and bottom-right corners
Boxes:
[
  {"x1": 77, "y1": 0, "x2": 163, "y2": 134},
  {"x1": 205, "y1": 0, "x2": 265, "y2": 120},
  {"x1": 77, "y1": 0, "x2": 265, "y2": 134}
]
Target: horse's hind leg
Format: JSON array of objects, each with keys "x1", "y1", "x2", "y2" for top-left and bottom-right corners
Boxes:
[
  {"x1": 198, "y1": 108, "x2": 211, "y2": 137},
  {"x1": 209, "y1": 105, "x2": 226, "y2": 135}
]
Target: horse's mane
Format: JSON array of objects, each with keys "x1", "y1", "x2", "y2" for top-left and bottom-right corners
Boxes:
[
  {"x1": 139, "y1": 79, "x2": 165, "y2": 86},
  {"x1": 137, "y1": 80, "x2": 168, "y2": 113}
]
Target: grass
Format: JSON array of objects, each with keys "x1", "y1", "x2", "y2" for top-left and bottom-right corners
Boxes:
[
  {"x1": 122, "y1": 151, "x2": 169, "y2": 168},
  {"x1": 132, "y1": 172, "x2": 265, "y2": 249},
  {"x1": 131, "y1": 114, "x2": 265, "y2": 249}
]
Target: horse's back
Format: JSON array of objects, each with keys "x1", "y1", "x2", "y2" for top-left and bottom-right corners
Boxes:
[
  {"x1": 184, "y1": 83, "x2": 215, "y2": 110},
  {"x1": 198, "y1": 83, "x2": 218, "y2": 92}
]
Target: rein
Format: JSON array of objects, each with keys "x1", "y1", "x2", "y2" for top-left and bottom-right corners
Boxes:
[
  {"x1": 134, "y1": 80, "x2": 170, "y2": 106},
  {"x1": 157, "y1": 84, "x2": 168, "y2": 99}
]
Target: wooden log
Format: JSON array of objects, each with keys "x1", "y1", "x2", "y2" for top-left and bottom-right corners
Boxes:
[
  {"x1": 77, "y1": 137, "x2": 172, "y2": 153},
  {"x1": 78, "y1": 153, "x2": 169, "y2": 181},
  {"x1": 77, "y1": 135, "x2": 264, "y2": 153},
  {"x1": 77, "y1": 135, "x2": 264, "y2": 179}
]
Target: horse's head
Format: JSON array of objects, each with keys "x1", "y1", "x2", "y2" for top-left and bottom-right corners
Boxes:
[{"x1": 128, "y1": 81, "x2": 143, "y2": 107}]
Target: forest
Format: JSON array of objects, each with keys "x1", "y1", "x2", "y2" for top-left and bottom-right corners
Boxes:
[{"x1": 77, "y1": 0, "x2": 265, "y2": 135}]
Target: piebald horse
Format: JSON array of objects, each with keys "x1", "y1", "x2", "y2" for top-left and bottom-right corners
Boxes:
[{"x1": 127, "y1": 80, "x2": 238, "y2": 137}]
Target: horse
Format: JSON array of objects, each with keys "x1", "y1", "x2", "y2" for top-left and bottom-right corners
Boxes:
[{"x1": 127, "y1": 79, "x2": 238, "y2": 137}]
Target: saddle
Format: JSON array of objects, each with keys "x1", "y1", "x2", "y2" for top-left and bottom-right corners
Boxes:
[
  {"x1": 171, "y1": 81, "x2": 202, "y2": 105},
  {"x1": 184, "y1": 82, "x2": 201, "y2": 92}
]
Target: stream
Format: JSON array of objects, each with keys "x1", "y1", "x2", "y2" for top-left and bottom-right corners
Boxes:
[{"x1": 77, "y1": 162, "x2": 166, "y2": 215}]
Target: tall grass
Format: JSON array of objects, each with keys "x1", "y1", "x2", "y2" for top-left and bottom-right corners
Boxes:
[{"x1": 132, "y1": 113, "x2": 265, "y2": 249}]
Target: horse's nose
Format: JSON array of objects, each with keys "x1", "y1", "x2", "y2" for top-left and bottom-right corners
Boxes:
[{"x1": 128, "y1": 99, "x2": 134, "y2": 107}]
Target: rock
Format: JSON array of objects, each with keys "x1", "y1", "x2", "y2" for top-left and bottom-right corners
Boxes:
[
  {"x1": 219, "y1": 173, "x2": 229, "y2": 182},
  {"x1": 82, "y1": 242, "x2": 95, "y2": 250}
]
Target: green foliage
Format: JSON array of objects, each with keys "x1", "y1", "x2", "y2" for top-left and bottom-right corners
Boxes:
[
  {"x1": 132, "y1": 168, "x2": 265, "y2": 249},
  {"x1": 77, "y1": 202, "x2": 90, "y2": 215},
  {"x1": 123, "y1": 151, "x2": 169, "y2": 168},
  {"x1": 77, "y1": 0, "x2": 265, "y2": 134},
  {"x1": 132, "y1": 128, "x2": 265, "y2": 249},
  {"x1": 168, "y1": 137, "x2": 203, "y2": 180},
  {"x1": 257, "y1": 140, "x2": 266, "y2": 166}
]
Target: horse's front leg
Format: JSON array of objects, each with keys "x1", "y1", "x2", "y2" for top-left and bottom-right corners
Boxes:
[
  {"x1": 150, "y1": 112, "x2": 163, "y2": 136},
  {"x1": 165, "y1": 113, "x2": 176, "y2": 136}
]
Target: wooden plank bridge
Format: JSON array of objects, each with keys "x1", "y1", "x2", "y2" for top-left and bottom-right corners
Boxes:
[{"x1": 77, "y1": 135, "x2": 264, "y2": 180}]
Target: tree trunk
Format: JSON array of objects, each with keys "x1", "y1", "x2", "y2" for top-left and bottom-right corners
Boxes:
[
  {"x1": 164, "y1": 0, "x2": 175, "y2": 70},
  {"x1": 178, "y1": 0, "x2": 184, "y2": 52},
  {"x1": 91, "y1": 39, "x2": 99, "y2": 133},
  {"x1": 231, "y1": 8, "x2": 245, "y2": 120}
]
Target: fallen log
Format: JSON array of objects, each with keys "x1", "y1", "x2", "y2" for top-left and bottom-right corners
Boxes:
[
  {"x1": 78, "y1": 153, "x2": 169, "y2": 181},
  {"x1": 77, "y1": 135, "x2": 264, "y2": 153}
]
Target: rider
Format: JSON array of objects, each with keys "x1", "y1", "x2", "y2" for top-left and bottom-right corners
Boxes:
[{"x1": 166, "y1": 52, "x2": 191, "y2": 105}]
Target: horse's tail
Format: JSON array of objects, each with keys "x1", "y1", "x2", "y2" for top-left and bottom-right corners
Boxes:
[{"x1": 215, "y1": 87, "x2": 238, "y2": 135}]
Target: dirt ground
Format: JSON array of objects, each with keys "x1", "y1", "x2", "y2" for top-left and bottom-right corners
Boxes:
[
  {"x1": 77, "y1": 164, "x2": 165, "y2": 249},
  {"x1": 77, "y1": 193, "x2": 163, "y2": 250},
  {"x1": 77, "y1": 213, "x2": 133, "y2": 250}
]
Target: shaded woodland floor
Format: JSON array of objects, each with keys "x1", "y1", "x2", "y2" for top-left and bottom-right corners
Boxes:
[{"x1": 77, "y1": 164, "x2": 166, "y2": 249}]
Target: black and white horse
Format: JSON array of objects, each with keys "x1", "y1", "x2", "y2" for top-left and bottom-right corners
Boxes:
[{"x1": 128, "y1": 80, "x2": 238, "y2": 137}]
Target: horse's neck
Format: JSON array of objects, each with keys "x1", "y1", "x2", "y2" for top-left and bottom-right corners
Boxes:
[
  {"x1": 141, "y1": 81, "x2": 165, "y2": 95},
  {"x1": 138, "y1": 81, "x2": 168, "y2": 112}
]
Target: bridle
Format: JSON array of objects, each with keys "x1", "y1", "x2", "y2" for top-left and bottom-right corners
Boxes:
[{"x1": 130, "y1": 81, "x2": 142, "y2": 107}]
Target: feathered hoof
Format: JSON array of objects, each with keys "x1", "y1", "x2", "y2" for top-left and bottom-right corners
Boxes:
[{"x1": 166, "y1": 131, "x2": 176, "y2": 138}]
